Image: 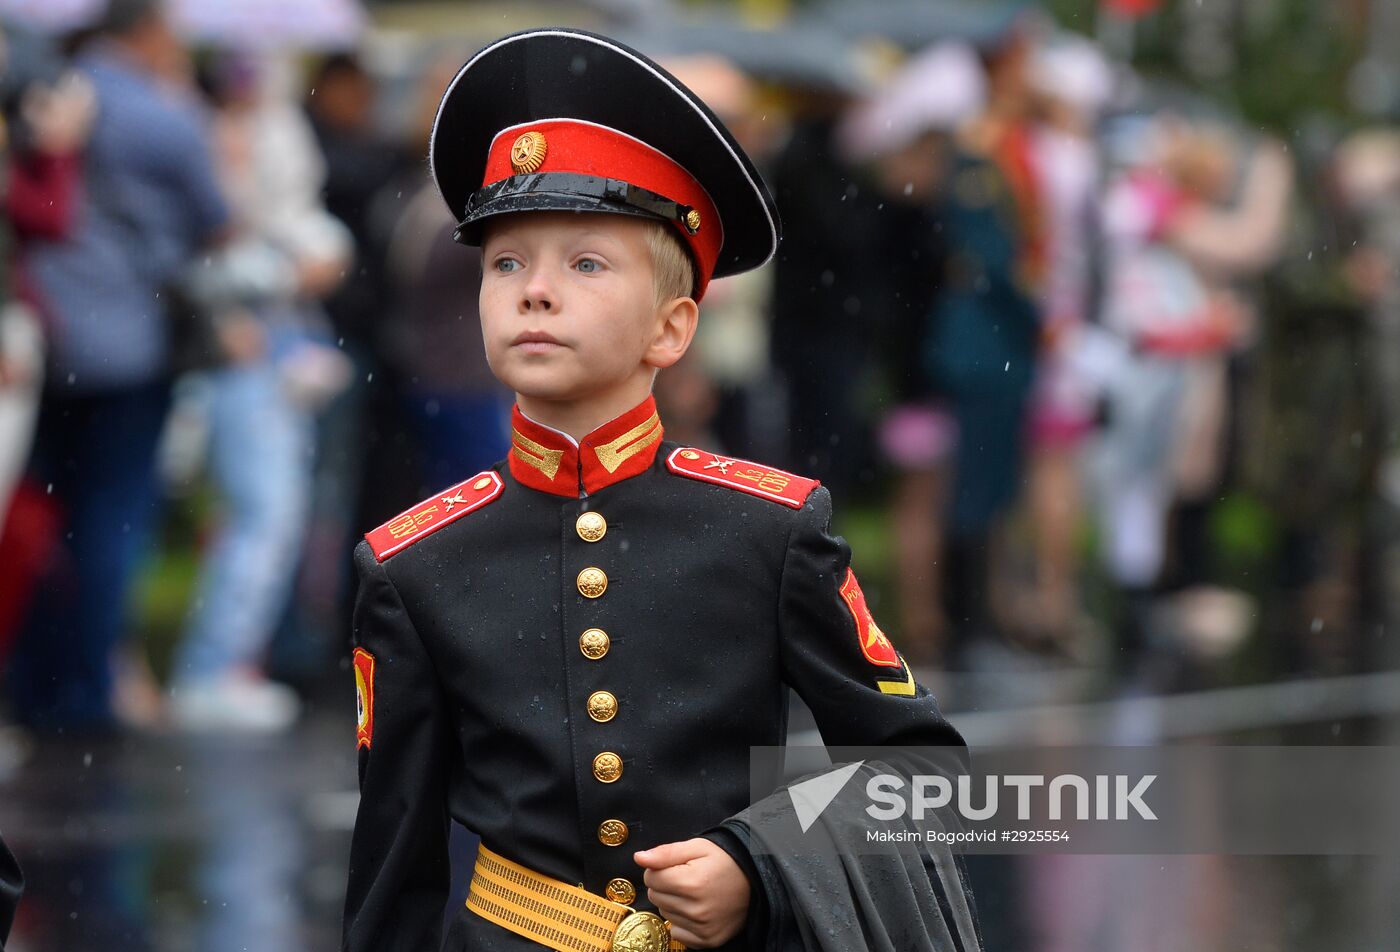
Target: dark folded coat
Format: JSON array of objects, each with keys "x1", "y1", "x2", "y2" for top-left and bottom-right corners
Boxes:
[
  {"x1": 716, "y1": 761, "x2": 983, "y2": 952},
  {"x1": 0, "y1": 831, "x2": 22, "y2": 951}
]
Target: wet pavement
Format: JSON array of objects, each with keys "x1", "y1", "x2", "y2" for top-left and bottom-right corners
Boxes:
[
  {"x1": 2, "y1": 664, "x2": 1399, "y2": 951},
  {"x1": 0, "y1": 710, "x2": 355, "y2": 952}
]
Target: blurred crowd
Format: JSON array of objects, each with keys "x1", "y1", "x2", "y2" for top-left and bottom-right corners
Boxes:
[{"x1": 0, "y1": 0, "x2": 1397, "y2": 746}]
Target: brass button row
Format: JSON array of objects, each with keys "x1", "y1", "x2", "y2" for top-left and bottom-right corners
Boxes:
[
  {"x1": 575, "y1": 512, "x2": 610, "y2": 657},
  {"x1": 576, "y1": 512, "x2": 627, "y2": 849},
  {"x1": 576, "y1": 512, "x2": 607, "y2": 601}
]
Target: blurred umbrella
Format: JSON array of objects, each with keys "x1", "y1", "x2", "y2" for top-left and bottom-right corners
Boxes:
[
  {"x1": 1030, "y1": 31, "x2": 1118, "y2": 118},
  {"x1": 170, "y1": 0, "x2": 364, "y2": 50},
  {"x1": 0, "y1": 0, "x2": 101, "y2": 33},
  {"x1": 805, "y1": 0, "x2": 1030, "y2": 51},
  {"x1": 617, "y1": 17, "x2": 873, "y2": 96},
  {"x1": 0, "y1": 0, "x2": 365, "y2": 49},
  {"x1": 836, "y1": 43, "x2": 985, "y2": 162}
]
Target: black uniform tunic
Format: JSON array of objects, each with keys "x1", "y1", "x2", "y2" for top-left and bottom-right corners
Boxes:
[{"x1": 343, "y1": 396, "x2": 971, "y2": 951}]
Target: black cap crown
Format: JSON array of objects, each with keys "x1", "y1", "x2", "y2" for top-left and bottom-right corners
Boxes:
[{"x1": 429, "y1": 28, "x2": 781, "y2": 293}]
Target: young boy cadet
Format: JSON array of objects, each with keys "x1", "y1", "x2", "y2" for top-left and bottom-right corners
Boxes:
[{"x1": 344, "y1": 28, "x2": 981, "y2": 952}]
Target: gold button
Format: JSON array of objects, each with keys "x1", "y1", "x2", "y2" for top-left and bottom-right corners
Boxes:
[
  {"x1": 579, "y1": 628, "x2": 610, "y2": 660},
  {"x1": 592, "y1": 751, "x2": 623, "y2": 783},
  {"x1": 606, "y1": 877, "x2": 636, "y2": 904},
  {"x1": 577, "y1": 567, "x2": 608, "y2": 598},
  {"x1": 680, "y1": 450, "x2": 700, "y2": 460},
  {"x1": 598, "y1": 819, "x2": 629, "y2": 846},
  {"x1": 576, "y1": 511, "x2": 607, "y2": 542},
  {"x1": 587, "y1": 690, "x2": 617, "y2": 722},
  {"x1": 472, "y1": 476, "x2": 492, "y2": 491}
]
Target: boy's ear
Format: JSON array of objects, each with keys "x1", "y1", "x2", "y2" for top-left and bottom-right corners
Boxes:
[{"x1": 644, "y1": 296, "x2": 699, "y2": 370}]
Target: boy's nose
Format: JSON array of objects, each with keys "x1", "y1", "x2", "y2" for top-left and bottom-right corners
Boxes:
[{"x1": 521, "y1": 273, "x2": 555, "y2": 313}]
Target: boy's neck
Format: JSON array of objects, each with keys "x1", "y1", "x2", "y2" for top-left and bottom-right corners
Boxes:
[{"x1": 516, "y1": 387, "x2": 655, "y2": 443}]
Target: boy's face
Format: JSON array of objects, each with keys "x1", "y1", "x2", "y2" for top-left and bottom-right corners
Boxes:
[{"x1": 479, "y1": 211, "x2": 677, "y2": 408}]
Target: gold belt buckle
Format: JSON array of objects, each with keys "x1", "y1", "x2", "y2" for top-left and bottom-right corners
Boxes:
[{"x1": 611, "y1": 909, "x2": 671, "y2": 952}]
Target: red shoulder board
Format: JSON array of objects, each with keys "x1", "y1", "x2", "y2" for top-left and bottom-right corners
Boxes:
[
  {"x1": 365, "y1": 471, "x2": 503, "y2": 561},
  {"x1": 665, "y1": 447, "x2": 819, "y2": 509}
]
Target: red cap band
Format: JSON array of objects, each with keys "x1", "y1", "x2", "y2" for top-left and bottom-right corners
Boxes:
[{"x1": 483, "y1": 118, "x2": 723, "y2": 298}]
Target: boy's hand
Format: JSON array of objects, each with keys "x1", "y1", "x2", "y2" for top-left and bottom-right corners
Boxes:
[{"x1": 633, "y1": 838, "x2": 749, "y2": 948}]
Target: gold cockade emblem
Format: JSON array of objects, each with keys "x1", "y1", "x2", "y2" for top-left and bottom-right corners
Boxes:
[{"x1": 510, "y1": 131, "x2": 548, "y2": 174}]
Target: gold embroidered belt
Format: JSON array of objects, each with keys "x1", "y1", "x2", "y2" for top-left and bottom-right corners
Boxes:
[{"x1": 466, "y1": 844, "x2": 686, "y2": 952}]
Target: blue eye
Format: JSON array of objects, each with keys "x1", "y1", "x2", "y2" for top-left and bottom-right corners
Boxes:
[
  {"x1": 576, "y1": 258, "x2": 600, "y2": 274},
  {"x1": 495, "y1": 258, "x2": 521, "y2": 273}
]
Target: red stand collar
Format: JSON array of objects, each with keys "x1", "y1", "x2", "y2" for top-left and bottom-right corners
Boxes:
[{"x1": 508, "y1": 396, "x2": 665, "y2": 498}]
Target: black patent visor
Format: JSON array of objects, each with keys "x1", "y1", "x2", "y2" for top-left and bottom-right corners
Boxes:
[{"x1": 453, "y1": 172, "x2": 700, "y2": 245}]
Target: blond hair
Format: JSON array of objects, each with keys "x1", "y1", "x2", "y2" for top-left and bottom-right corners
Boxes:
[{"x1": 643, "y1": 221, "x2": 697, "y2": 306}]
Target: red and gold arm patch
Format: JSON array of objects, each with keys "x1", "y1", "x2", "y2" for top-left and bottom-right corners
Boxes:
[
  {"x1": 353, "y1": 648, "x2": 375, "y2": 749},
  {"x1": 365, "y1": 470, "x2": 504, "y2": 561},
  {"x1": 666, "y1": 447, "x2": 819, "y2": 508},
  {"x1": 839, "y1": 567, "x2": 902, "y2": 668}
]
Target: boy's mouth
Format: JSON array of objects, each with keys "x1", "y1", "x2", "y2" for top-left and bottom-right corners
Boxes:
[{"x1": 512, "y1": 330, "x2": 565, "y2": 353}]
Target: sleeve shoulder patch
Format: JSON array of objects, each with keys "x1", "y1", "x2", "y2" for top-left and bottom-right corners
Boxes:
[
  {"x1": 665, "y1": 447, "x2": 819, "y2": 509},
  {"x1": 839, "y1": 567, "x2": 903, "y2": 669},
  {"x1": 365, "y1": 470, "x2": 504, "y2": 561},
  {"x1": 353, "y1": 647, "x2": 375, "y2": 749}
]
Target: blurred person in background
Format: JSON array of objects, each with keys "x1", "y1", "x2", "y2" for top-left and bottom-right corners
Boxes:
[
  {"x1": 1093, "y1": 115, "x2": 1290, "y2": 683},
  {"x1": 768, "y1": 69, "x2": 884, "y2": 497},
  {"x1": 296, "y1": 52, "x2": 407, "y2": 661},
  {"x1": 922, "y1": 20, "x2": 1047, "y2": 663},
  {"x1": 1154, "y1": 122, "x2": 1291, "y2": 588},
  {"x1": 1323, "y1": 130, "x2": 1400, "y2": 671},
  {"x1": 307, "y1": 52, "x2": 400, "y2": 360},
  {"x1": 1155, "y1": 123, "x2": 1290, "y2": 680},
  {"x1": 0, "y1": 27, "x2": 93, "y2": 682},
  {"x1": 1093, "y1": 115, "x2": 1200, "y2": 673},
  {"x1": 837, "y1": 43, "x2": 985, "y2": 662},
  {"x1": 165, "y1": 51, "x2": 351, "y2": 732},
  {"x1": 8, "y1": 0, "x2": 230, "y2": 731},
  {"x1": 375, "y1": 52, "x2": 510, "y2": 498},
  {"x1": 1336, "y1": 130, "x2": 1400, "y2": 459},
  {"x1": 654, "y1": 54, "x2": 782, "y2": 454},
  {"x1": 1016, "y1": 34, "x2": 1114, "y2": 653}
]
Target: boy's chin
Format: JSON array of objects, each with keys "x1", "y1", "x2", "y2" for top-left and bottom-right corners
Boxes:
[
  {"x1": 509, "y1": 377, "x2": 646, "y2": 410},
  {"x1": 506, "y1": 377, "x2": 591, "y2": 404}
]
